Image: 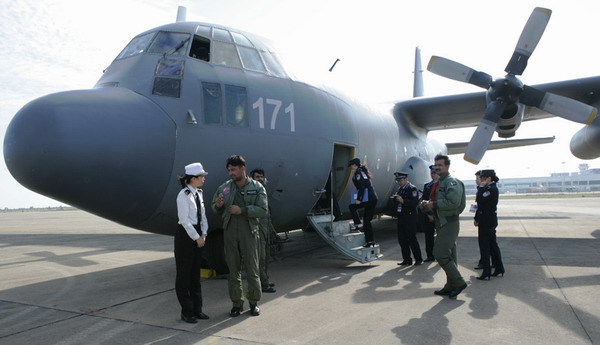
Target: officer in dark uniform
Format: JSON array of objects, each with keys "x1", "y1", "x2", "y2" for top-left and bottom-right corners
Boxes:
[
  {"x1": 348, "y1": 158, "x2": 378, "y2": 247},
  {"x1": 393, "y1": 172, "x2": 423, "y2": 266},
  {"x1": 474, "y1": 169, "x2": 505, "y2": 280},
  {"x1": 420, "y1": 165, "x2": 438, "y2": 262}
]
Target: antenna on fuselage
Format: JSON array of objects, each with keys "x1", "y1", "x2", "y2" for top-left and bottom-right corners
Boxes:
[
  {"x1": 413, "y1": 46, "x2": 424, "y2": 97},
  {"x1": 176, "y1": 6, "x2": 187, "y2": 22},
  {"x1": 328, "y1": 58, "x2": 340, "y2": 72}
]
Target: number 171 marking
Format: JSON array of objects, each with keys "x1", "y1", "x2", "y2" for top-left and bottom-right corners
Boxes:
[{"x1": 252, "y1": 97, "x2": 295, "y2": 132}]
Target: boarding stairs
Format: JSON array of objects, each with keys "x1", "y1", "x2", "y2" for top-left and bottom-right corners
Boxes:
[{"x1": 306, "y1": 213, "x2": 382, "y2": 264}]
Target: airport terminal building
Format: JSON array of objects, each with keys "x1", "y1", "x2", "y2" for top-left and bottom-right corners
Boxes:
[{"x1": 463, "y1": 164, "x2": 600, "y2": 195}]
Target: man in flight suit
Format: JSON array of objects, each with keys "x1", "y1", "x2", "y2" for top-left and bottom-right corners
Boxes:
[
  {"x1": 393, "y1": 172, "x2": 424, "y2": 266},
  {"x1": 212, "y1": 155, "x2": 268, "y2": 316},
  {"x1": 422, "y1": 154, "x2": 467, "y2": 299}
]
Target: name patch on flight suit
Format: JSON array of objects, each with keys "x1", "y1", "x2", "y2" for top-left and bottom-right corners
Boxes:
[{"x1": 240, "y1": 190, "x2": 258, "y2": 195}]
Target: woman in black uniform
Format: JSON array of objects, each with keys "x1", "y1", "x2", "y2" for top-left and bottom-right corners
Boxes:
[
  {"x1": 175, "y1": 162, "x2": 210, "y2": 323},
  {"x1": 474, "y1": 169, "x2": 505, "y2": 280},
  {"x1": 348, "y1": 158, "x2": 378, "y2": 247}
]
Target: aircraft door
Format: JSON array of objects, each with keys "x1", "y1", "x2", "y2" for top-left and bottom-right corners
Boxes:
[{"x1": 311, "y1": 144, "x2": 354, "y2": 215}]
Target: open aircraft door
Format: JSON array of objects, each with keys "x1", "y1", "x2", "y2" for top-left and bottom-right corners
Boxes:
[{"x1": 307, "y1": 144, "x2": 382, "y2": 263}]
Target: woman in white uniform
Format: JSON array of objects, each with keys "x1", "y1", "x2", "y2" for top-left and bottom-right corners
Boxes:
[{"x1": 175, "y1": 162, "x2": 209, "y2": 323}]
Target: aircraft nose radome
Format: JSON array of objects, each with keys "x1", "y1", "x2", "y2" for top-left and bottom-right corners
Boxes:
[{"x1": 4, "y1": 88, "x2": 176, "y2": 227}]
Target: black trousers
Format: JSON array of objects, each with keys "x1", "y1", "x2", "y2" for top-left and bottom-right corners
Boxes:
[
  {"x1": 478, "y1": 226, "x2": 504, "y2": 275},
  {"x1": 175, "y1": 226, "x2": 203, "y2": 317},
  {"x1": 397, "y1": 218, "x2": 423, "y2": 262},
  {"x1": 421, "y1": 217, "x2": 435, "y2": 258},
  {"x1": 349, "y1": 201, "x2": 376, "y2": 243}
]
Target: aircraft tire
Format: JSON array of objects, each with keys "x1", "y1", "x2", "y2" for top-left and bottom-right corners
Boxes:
[{"x1": 204, "y1": 227, "x2": 229, "y2": 274}]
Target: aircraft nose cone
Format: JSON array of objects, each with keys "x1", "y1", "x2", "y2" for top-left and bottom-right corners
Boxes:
[{"x1": 4, "y1": 88, "x2": 175, "y2": 227}]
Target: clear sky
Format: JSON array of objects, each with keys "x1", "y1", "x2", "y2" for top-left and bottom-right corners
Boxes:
[{"x1": 1, "y1": 0, "x2": 599, "y2": 208}]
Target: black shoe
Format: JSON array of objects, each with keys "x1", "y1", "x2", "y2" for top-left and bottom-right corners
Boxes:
[
  {"x1": 250, "y1": 303, "x2": 260, "y2": 316},
  {"x1": 474, "y1": 264, "x2": 483, "y2": 270},
  {"x1": 269, "y1": 282, "x2": 276, "y2": 287},
  {"x1": 448, "y1": 283, "x2": 468, "y2": 299},
  {"x1": 397, "y1": 261, "x2": 412, "y2": 266},
  {"x1": 229, "y1": 307, "x2": 242, "y2": 317},
  {"x1": 193, "y1": 312, "x2": 210, "y2": 320},
  {"x1": 181, "y1": 313, "x2": 197, "y2": 323},
  {"x1": 414, "y1": 260, "x2": 423, "y2": 266},
  {"x1": 424, "y1": 257, "x2": 435, "y2": 262},
  {"x1": 476, "y1": 273, "x2": 491, "y2": 281},
  {"x1": 434, "y1": 288, "x2": 452, "y2": 296},
  {"x1": 492, "y1": 269, "x2": 505, "y2": 277},
  {"x1": 262, "y1": 286, "x2": 276, "y2": 293}
]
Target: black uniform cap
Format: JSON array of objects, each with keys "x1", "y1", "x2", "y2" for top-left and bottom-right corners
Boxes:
[
  {"x1": 348, "y1": 158, "x2": 361, "y2": 167},
  {"x1": 394, "y1": 171, "x2": 409, "y2": 179},
  {"x1": 479, "y1": 169, "x2": 496, "y2": 178}
]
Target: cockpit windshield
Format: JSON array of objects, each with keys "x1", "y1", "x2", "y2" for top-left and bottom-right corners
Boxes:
[
  {"x1": 148, "y1": 32, "x2": 190, "y2": 56},
  {"x1": 115, "y1": 25, "x2": 289, "y2": 78}
]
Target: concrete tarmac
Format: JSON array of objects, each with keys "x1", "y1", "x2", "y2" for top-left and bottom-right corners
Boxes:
[{"x1": 1, "y1": 197, "x2": 599, "y2": 345}]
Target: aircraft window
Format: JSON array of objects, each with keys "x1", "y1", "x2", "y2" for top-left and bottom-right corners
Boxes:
[
  {"x1": 148, "y1": 32, "x2": 190, "y2": 56},
  {"x1": 195, "y1": 25, "x2": 211, "y2": 38},
  {"x1": 190, "y1": 35, "x2": 210, "y2": 61},
  {"x1": 231, "y1": 32, "x2": 253, "y2": 47},
  {"x1": 152, "y1": 78, "x2": 181, "y2": 98},
  {"x1": 116, "y1": 32, "x2": 155, "y2": 59},
  {"x1": 238, "y1": 47, "x2": 266, "y2": 72},
  {"x1": 225, "y1": 85, "x2": 248, "y2": 127},
  {"x1": 213, "y1": 28, "x2": 233, "y2": 42},
  {"x1": 212, "y1": 42, "x2": 242, "y2": 68},
  {"x1": 261, "y1": 51, "x2": 287, "y2": 78},
  {"x1": 156, "y1": 59, "x2": 185, "y2": 76},
  {"x1": 202, "y1": 82, "x2": 223, "y2": 124}
]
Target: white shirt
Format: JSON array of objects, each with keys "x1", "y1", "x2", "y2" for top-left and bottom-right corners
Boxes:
[{"x1": 176, "y1": 185, "x2": 208, "y2": 240}]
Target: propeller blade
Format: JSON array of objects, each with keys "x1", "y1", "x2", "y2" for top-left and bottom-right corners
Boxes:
[
  {"x1": 464, "y1": 101, "x2": 506, "y2": 164},
  {"x1": 427, "y1": 56, "x2": 492, "y2": 89},
  {"x1": 505, "y1": 7, "x2": 552, "y2": 75},
  {"x1": 520, "y1": 86, "x2": 598, "y2": 125}
]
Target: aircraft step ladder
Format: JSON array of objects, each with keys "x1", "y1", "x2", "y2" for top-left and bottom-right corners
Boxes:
[{"x1": 306, "y1": 214, "x2": 382, "y2": 264}]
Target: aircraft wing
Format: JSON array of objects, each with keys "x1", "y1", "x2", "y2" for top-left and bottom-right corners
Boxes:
[
  {"x1": 446, "y1": 137, "x2": 555, "y2": 155},
  {"x1": 395, "y1": 75, "x2": 600, "y2": 131}
]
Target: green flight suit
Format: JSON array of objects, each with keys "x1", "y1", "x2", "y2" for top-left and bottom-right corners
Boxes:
[
  {"x1": 212, "y1": 177, "x2": 268, "y2": 308},
  {"x1": 432, "y1": 173, "x2": 466, "y2": 289},
  {"x1": 258, "y1": 208, "x2": 275, "y2": 289}
]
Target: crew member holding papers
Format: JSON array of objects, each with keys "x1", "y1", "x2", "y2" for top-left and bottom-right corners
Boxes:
[{"x1": 347, "y1": 158, "x2": 378, "y2": 247}]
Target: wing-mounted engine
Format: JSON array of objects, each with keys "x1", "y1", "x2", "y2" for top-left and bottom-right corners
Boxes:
[
  {"x1": 495, "y1": 101, "x2": 524, "y2": 138},
  {"x1": 427, "y1": 7, "x2": 597, "y2": 164}
]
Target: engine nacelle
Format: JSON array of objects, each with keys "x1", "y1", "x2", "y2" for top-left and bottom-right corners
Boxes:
[
  {"x1": 496, "y1": 102, "x2": 524, "y2": 138},
  {"x1": 570, "y1": 119, "x2": 600, "y2": 159}
]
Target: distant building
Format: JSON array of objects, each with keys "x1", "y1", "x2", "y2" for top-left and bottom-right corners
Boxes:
[{"x1": 463, "y1": 164, "x2": 600, "y2": 195}]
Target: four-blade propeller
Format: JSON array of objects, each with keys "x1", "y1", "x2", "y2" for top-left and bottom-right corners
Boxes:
[{"x1": 427, "y1": 7, "x2": 598, "y2": 164}]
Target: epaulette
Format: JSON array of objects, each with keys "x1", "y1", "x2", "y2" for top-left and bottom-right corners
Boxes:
[
  {"x1": 197, "y1": 188, "x2": 203, "y2": 193},
  {"x1": 184, "y1": 189, "x2": 191, "y2": 195}
]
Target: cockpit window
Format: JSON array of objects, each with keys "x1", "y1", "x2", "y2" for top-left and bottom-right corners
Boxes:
[
  {"x1": 196, "y1": 25, "x2": 211, "y2": 38},
  {"x1": 156, "y1": 59, "x2": 184, "y2": 76},
  {"x1": 213, "y1": 28, "x2": 233, "y2": 42},
  {"x1": 231, "y1": 32, "x2": 253, "y2": 47},
  {"x1": 148, "y1": 32, "x2": 191, "y2": 56},
  {"x1": 212, "y1": 42, "x2": 242, "y2": 68},
  {"x1": 190, "y1": 35, "x2": 210, "y2": 62},
  {"x1": 116, "y1": 32, "x2": 155, "y2": 60},
  {"x1": 238, "y1": 46, "x2": 266, "y2": 72}
]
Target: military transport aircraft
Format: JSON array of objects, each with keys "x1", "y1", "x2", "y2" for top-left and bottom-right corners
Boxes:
[{"x1": 4, "y1": 7, "x2": 600, "y2": 271}]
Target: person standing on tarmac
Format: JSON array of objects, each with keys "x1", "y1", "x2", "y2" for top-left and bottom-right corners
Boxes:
[
  {"x1": 348, "y1": 158, "x2": 378, "y2": 247},
  {"x1": 422, "y1": 154, "x2": 467, "y2": 299},
  {"x1": 175, "y1": 162, "x2": 210, "y2": 323},
  {"x1": 212, "y1": 155, "x2": 268, "y2": 317},
  {"x1": 250, "y1": 168, "x2": 277, "y2": 293},
  {"x1": 420, "y1": 165, "x2": 439, "y2": 262},
  {"x1": 474, "y1": 169, "x2": 505, "y2": 280},
  {"x1": 393, "y1": 172, "x2": 424, "y2": 266}
]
